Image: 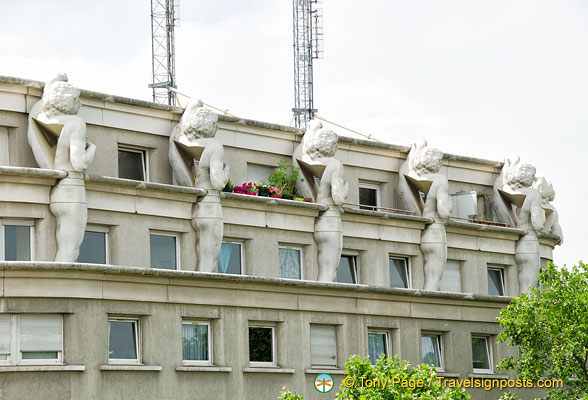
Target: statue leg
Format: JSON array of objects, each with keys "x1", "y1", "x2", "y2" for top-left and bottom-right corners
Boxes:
[
  {"x1": 421, "y1": 223, "x2": 447, "y2": 291},
  {"x1": 192, "y1": 195, "x2": 223, "y2": 273},
  {"x1": 50, "y1": 177, "x2": 87, "y2": 262},
  {"x1": 515, "y1": 234, "x2": 540, "y2": 294},
  {"x1": 315, "y1": 231, "x2": 342, "y2": 282}
]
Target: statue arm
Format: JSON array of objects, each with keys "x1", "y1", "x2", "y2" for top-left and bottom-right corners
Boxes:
[
  {"x1": 436, "y1": 177, "x2": 452, "y2": 219},
  {"x1": 209, "y1": 144, "x2": 229, "y2": 190},
  {"x1": 68, "y1": 120, "x2": 95, "y2": 172},
  {"x1": 530, "y1": 197, "x2": 546, "y2": 232},
  {"x1": 330, "y1": 161, "x2": 348, "y2": 205}
]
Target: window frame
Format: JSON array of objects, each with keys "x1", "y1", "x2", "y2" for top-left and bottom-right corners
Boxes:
[
  {"x1": 248, "y1": 323, "x2": 276, "y2": 368},
  {"x1": 310, "y1": 324, "x2": 338, "y2": 369},
  {"x1": 487, "y1": 266, "x2": 506, "y2": 296},
  {"x1": 118, "y1": 146, "x2": 149, "y2": 182},
  {"x1": 358, "y1": 181, "x2": 381, "y2": 210},
  {"x1": 219, "y1": 240, "x2": 245, "y2": 275},
  {"x1": 337, "y1": 253, "x2": 359, "y2": 284},
  {"x1": 471, "y1": 335, "x2": 493, "y2": 374},
  {"x1": 367, "y1": 329, "x2": 390, "y2": 364},
  {"x1": 421, "y1": 332, "x2": 444, "y2": 371},
  {"x1": 181, "y1": 320, "x2": 212, "y2": 366},
  {"x1": 389, "y1": 255, "x2": 411, "y2": 289},
  {"x1": 78, "y1": 224, "x2": 110, "y2": 264},
  {"x1": 0, "y1": 219, "x2": 35, "y2": 261},
  {"x1": 278, "y1": 245, "x2": 304, "y2": 280},
  {"x1": 107, "y1": 317, "x2": 141, "y2": 365},
  {"x1": 149, "y1": 231, "x2": 180, "y2": 270},
  {"x1": 0, "y1": 127, "x2": 8, "y2": 166}
]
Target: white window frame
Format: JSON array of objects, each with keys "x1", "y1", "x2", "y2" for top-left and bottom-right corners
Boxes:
[
  {"x1": 248, "y1": 323, "x2": 276, "y2": 367},
  {"x1": 220, "y1": 240, "x2": 245, "y2": 275},
  {"x1": 182, "y1": 320, "x2": 212, "y2": 366},
  {"x1": 367, "y1": 329, "x2": 390, "y2": 363},
  {"x1": 310, "y1": 324, "x2": 338, "y2": 369},
  {"x1": 421, "y1": 332, "x2": 444, "y2": 371},
  {"x1": 339, "y1": 252, "x2": 359, "y2": 284},
  {"x1": 149, "y1": 231, "x2": 180, "y2": 270},
  {"x1": 118, "y1": 146, "x2": 149, "y2": 182},
  {"x1": 278, "y1": 245, "x2": 304, "y2": 280},
  {"x1": 79, "y1": 224, "x2": 110, "y2": 264},
  {"x1": 0, "y1": 314, "x2": 63, "y2": 365},
  {"x1": 0, "y1": 219, "x2": 35, "y2": 261},
  {"x1": 487, "y1": 266, "x2": 506, "y2": 296},
  {"x1": 358, "y1": 181, "x2": 381, "y2": 209},
  {"x1": 471, "y1": 335, "x2": 493, "y2": 374},
  {"x1": 107, "y1": 317, "x2": 141, "y2": 365},
  {"x1": 389, "y1": 255, "x2": 411, "y2": 289}
]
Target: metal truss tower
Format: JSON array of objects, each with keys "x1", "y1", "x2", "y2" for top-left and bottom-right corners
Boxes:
[
  {"x1": 292, "y1": 0, "x2": 323, "y2": 128},
  {"x1": 149, "y1": 0, "x2": 179, "y2": 106}
]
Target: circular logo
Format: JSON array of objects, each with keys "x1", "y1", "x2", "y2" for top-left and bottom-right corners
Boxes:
[{"x1": 314, "y1": 373, "x2": 334, "y2": 393}]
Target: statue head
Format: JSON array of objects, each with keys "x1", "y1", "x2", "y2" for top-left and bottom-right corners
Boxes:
[
  {"x1": 414, "y1": 147, "x2": 443, "y2": 174},
  {"x1": 41, "y1": 81, "x2": 81, "y2": 116},
  {"x1": 180, "y1": 99, "x2": 218, "y2": 139},
  {"x1": 302, "y1": 120, "x2": 338, "y2": 159},
  {"x1": 533, "y1": 177, "x2": 555, "y2": 202},
  {"x1": 507, "y1": 163, "x2": 536, "y2": 188}
]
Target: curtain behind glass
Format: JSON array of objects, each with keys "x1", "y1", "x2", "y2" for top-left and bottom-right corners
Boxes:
[
  {"x1": 488, "y1": 270, "x2": 504, "y2": 295},
  {"x1": 182, "y1": 323, "x2": 208, "y2": 361},
  {"x1": 218, "y1": 243, "x2": 232, "y2": 273},
  {"x1": 336, "y1": 256, "x2": 356, "y2": 284},
  {"x1": 421, "y1": 336, "x2": 440, "y2": 367},
  {"x1": 279, "y1": 248, "x2": 301, "y2": 279},
  {"x1": 4, "y1": 226, "x2": 30, "y2": 261},
  {"x1": 368, "y1": 333, "x2": 386, "y2": 364},
  {"x1": 389, "y1": 258, "x2": 408, "y2": 288}
]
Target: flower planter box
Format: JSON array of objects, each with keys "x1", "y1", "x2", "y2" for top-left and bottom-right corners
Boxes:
[
  {"x1": 270, "y1": 195, "x2": 281, "y2": 198},
  {"x1": 246, "y1": 191, "x2": 257, "y2": 196},
  {"x1": 281, "y1": 195, "x2": 294, "y2": 200}
]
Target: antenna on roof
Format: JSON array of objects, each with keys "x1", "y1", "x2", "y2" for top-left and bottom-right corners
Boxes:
[
  {"x1": 149, "y1": 0, "x2": 180, "y2": 106},
  {"x1": 292, "y1": 0, "x2": 323, "y2": 128}
]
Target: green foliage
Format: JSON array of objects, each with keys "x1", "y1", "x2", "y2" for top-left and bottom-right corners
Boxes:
[
  {"x1": 268, "y1": 160, "x2": 302, "y2": 196},
  {"x1": 497, "y1": 261, "x2": 588, "y2": 399},
  {"x1": 278, "y1": 387, "x2": 304, "y2": 400},
  {"x1": 224, "y1": 179, "x2": 232, "y2": 190}
]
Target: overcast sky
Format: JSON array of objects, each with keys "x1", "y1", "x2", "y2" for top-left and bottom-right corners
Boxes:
[{"x1": 1, "y1": 0, "x2": 586, "y2": 267}]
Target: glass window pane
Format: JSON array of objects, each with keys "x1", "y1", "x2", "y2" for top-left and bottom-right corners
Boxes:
[
  {"x1": 279, "y1": 248, "x2": 301, "y2": 279},
  {"x1": 4, "y1": 225, "x2": 30, "y2": 261},
  {"x1": 150, "y1": 234, "x2": 177, "y2": 270},
  {"x1": 368, "y1": 332, "x2": 387, "y2": 364},
  {"x1": 359, "y1": 187, "x2": 377, "y2": 209},
  {"x1": 118, "y1": 150, "x2": 145, "y2": 181},
  {"x1": 218, "y1": 242, "x2": 241, "y2": 274},
  {"x1": 249, "y1": 327, "x2": 273, "y2": 363},
  {"x1": 311, "y1": 325, "x2": 337, "y2": 367},
  {"x1": 488, "y1": 269, "x2": 504, "y2": 296},
  {"x1": 440, "y1": 260, "x2": 461, "y2": 292},
  {"x1": 182, "y1": 323, "x2": 209, "y2": 361},
  {"x1": 389, "y1": 258, "x2": 409, "y2": 288},
  {"x1": 77, "y1": 231, "x2": 107, "y2": 264},
  {"x1": 421, "y1": 335, "x2": 441, "y2": 368},
  {"x1": 21, "y1": 351, "x2": 58, "y2": 359},
  {"x1": 108, "y1": 321, "x2": 137, "y2": 360},
  {"x1": 336, "y1": 256, "x2": 356, "y2": 284},
  {"x1": 472, "y1": 337, "x2": 490, "y2": 370}
]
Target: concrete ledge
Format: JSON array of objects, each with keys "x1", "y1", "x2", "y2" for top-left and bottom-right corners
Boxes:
[
  {"x1": 176, "y1": 366, "x2": 232, "y2": 372},
  {"x1": 538, "y1": 232, "x2": 562, "y2": 243},
  {"x1": 341, "y1": 206, "x2": 433, "y2": 224},
  {"x1": 447, "y1": 219, "x2": 525, "y2": 236},
  {"x1": 243, "y1": 367, "x2": 295, "y2": 374},
  {"x1": 218, "y1": 114, "x2": 301, "y2": 135},
  {"x1": 304, "y1": 368, "x2": 346, "y2": 375},
  {"x1": 436, "y1": 372, "x2": 461, "y2": 378},
  {"x1": 0, "y1": 166, "x2": 67, "y2": 179},
  {"x1": 0, "y1": 365, "x2": 85, "y2": 372},
  {"x1": 100, "y1": 365, "x2": 162, "y2": 371},
  {"x1": 467, "y1": 374, "x2": 509, "y2": 379},
  {"x1": 221, "y1": 192, "x2": 328, "y2": 211},
  {"x1": 85, "y1": 174, "x2": 207, "y2": 196}
]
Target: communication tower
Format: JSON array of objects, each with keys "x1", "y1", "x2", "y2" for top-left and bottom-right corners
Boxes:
[{"x1": 149, "y1": 0, "x2": 179, "y2": 106}]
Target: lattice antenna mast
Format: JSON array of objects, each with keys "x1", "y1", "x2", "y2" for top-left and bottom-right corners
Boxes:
[
  {"x1": 292, "y1": 0, "x2": 324, "y2": 128},
  {"x1": 149, "y1": 0, "x2": 180, "y2": 106}
]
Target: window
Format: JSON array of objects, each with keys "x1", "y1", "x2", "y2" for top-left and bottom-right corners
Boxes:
[
  {"x1": 0, "y1": 127, "x2": 8, "y2": 165},
  {"x1": 421, "y1": 333, "x2": 443, "y2": 370},
  {"x1": 471, "y1": 336, "x2": 493, "y2": 373},
  {"x1": 150, "y1": 233, "x2": 179, "y2": 270},
  {"x1": 310, "y1": 325, "x2": 337, "y2": 368},
  {"x1": 279, "y1": 246, "x2": 302, "y2": 279},
  {"x1": 218, "y1": 241, "x2": 243, "y2": 274},
  {"x1": 1, "y1": 220, "x2": 33, "y2": 261},
  {"x1": 182, "y1": 321, "x2": 211, "y2": 365},
  {"x1": 487, "y1": 266, "x2": 505, "y2": 296},
  {"x1": 389, "y1": 257, "x2": 410, "y2": 288},
  {"x1": 108, "y1": 318, "x2": 140, "y2": 364},
  {"x1": 358, "y1": 182, "x2": 380, "y2": 210},
  {"x1": 77, "y1": 225, "x2": 109, "y2": 264},
  {"x1": 0, "y1": 314, "x2": 63, "y2": 365},
  {"x1": 118, "y1": 147, "x2": 148, "y2": 181},
  {"x1": 248, "y1": 324, "x2": 275, "y2": 367},
  {"x1": 450, "y1": 191, "x2": 478, "y2": 220},
  {"x1": 440, "y1": 260, "x2": 461, "y2": 292},
  {"x1": 337, "y1": 255, "x2": 358, "y2": 284},
  {"x1": 247, "y1": 163, "x2": 275, "y2": 183},
  {"x1": 368, "y1": 330, "x2": 389, "y2": 364}
]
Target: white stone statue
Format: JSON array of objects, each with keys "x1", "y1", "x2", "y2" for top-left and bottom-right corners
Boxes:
[
  {"x1": 398, "y1": 139, "x2": 452, "y2": 291},
  {"x1": 497, "y1": 159, "x2": 545, "y2": 294},
  {"x1": 27, "y1": 73, "x2": 96, "y2": 262},
  {"x1": 491, "y1": 155, "x2": 520, "y2": 226},
  {"x1": 169, "y1": 100, "x2": 229, "y2": 272},
  {"x1": 294, "y1": 121, "x2": 348, "y2": 282},
  {"x1": 533, "y1": 177, "x2": 563, "y2": 244}
]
